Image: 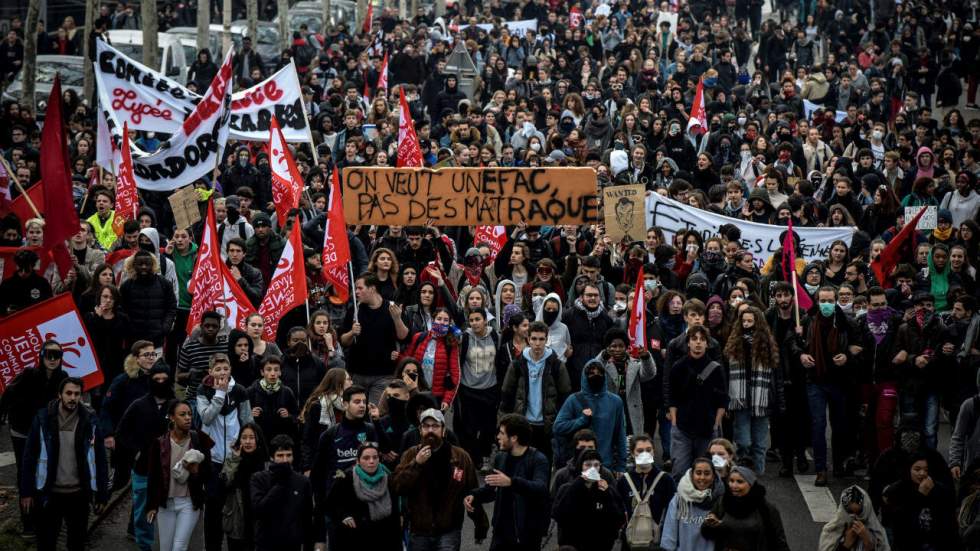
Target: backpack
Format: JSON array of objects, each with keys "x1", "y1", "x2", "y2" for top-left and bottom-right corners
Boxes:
[{"x1": 623, "y1": 470, "x2": 667, "y2": 550}]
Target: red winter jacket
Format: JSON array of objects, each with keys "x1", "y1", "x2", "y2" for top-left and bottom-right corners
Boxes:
[{"x1": 402, "y1": 331, "x2": 460, "y2": 407}]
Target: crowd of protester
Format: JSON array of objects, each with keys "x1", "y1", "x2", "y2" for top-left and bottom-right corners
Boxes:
[{"x1": 9, "y1": 0, "x2": 980, "y2": 549}]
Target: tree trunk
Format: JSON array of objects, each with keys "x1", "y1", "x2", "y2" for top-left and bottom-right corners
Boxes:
[
  {"x1": 435, "y1": 0, "x2": 445, "y2": 18},
  {"x1": 399, "y1": 0, "x2": 406, "y2": 21},
  {"x1": 142, "y1": 0, "x2": 159, "y2": 70},
  {"x1": 197, "y1": 0, "x2": 210, "y2": 52},
  {"x1": 22, "y1": 0, "x2": 39, "y2": 114},
  {"x1": 322, "y1": 0, "x2": 331, "y2": 33},
  {"x1": 82, "y1": 0, "x2": 96, "y2": 100},
  {"x1": 278, "y1": 0, "x2": 289, "y2": 52},
  {"x1": 411, "y1": 0, "x2": 419, "y2": 21},
  {"x1": 247, "y1": 0, "x2": 258, "y2": 49},
  {"x1": 223, "y1": 0, "x2": 232, "y2": 58}
]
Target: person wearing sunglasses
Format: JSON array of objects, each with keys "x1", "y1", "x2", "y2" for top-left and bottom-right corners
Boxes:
[{"x1": 0, "y1": 340, "x2": 69, "y2": 538}]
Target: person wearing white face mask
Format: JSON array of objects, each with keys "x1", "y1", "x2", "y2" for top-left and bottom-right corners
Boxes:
[
  {"x1": 552, "y1": 448, "x2": 626, "y2": 551},
  {"x1": 617, "y1": 435, "x2": 677, "y2": 549}
]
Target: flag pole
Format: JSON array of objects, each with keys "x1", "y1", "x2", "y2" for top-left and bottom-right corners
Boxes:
[
  {"x1": 1, "y1": 155, "x2": 41, "y2": 219},
  {"x1": 791, "y1": 269, "x2": 802, "y2": 329}
]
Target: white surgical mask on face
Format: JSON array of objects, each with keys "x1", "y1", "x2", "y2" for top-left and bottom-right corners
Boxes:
[
  {"x1": 583, "y1": 466, "x2": 602, "y2": 480},
  {"x1": 711, "y1": 454, "x2": 728, "y2": 468},
  {"x1": 635, "y1": 451, "x2": 655, "y2": 466}
]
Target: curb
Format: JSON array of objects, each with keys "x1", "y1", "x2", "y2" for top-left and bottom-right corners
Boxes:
[{"x1": 0, "y1": 483, "x2": 129, "y2": 539}]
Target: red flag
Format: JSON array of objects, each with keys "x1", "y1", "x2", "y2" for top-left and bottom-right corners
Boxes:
[
  {"x1": 8, "y1": 182, "x2": 44, "y2": 230},
  {"x1": 627, "y1": 267, "x2": 646, "y2": 354},
  {"x1": 268, "y1": 118, "x2": 303, "y2": 226},
  {"x1": 686, "y1": 78, "x2": 707, "y2": 136},
  {"x1": 0, "y1": 293, "x2": 103, "y2": 394},
  {"x1": 872, "y1": 207, "x2": 927, "y2": 287},
  {"x1": 187, "y1": 201, "x2": 256, "y2": 333},
  {"x1": 258, "y1": 218, "x2": 308, "y2": 341},
  {"x1": 105, "y1": 248, "x2": 137, "y2": 282},
  {"x1": 397, "y1": 88, "x2": 423, "y2": 168},
  {"x1": 473, "y1": 226, "x2": 507, "y2": 261},
  {"x1": 363, "y1": 2, "x2": 374, "y2": 33},
  {"x1": 781, "y1": 219, "x2": 813, "y2": 312},
  {"x1": 376, "y1": 52, "x2": 389, "y2": 92},
  {"x1": 112, "y1": 123, "x2": 140, "y2": 236},
  {"x1": 40, "y1": 74, "x2": 80, "y2": 251},
  {"x1": 322, "y1": 170, "x2": 352, "y2": 302}
]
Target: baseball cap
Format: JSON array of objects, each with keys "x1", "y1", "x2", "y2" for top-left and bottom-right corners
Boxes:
[{"x1": 419, "y1": 408, "x2": 445, "y2": 426}]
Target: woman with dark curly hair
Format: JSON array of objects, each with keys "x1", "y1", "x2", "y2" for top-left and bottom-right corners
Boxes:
[{"x1": 723, "y1": 307, "x2": 784, "y2": 475}]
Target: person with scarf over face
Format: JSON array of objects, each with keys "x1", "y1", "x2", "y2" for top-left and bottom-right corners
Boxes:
[
  {"x1": 701, "y1": 465, "x2": 790, "y2": 551},
  {"x1": 401, "y1": 307, "x2": 461, "y2": 411},
  {"x1": 326, "y1": 442, "x2": 402, "y2": 550},
  {"x1": 894, "y1": 292, "x2": 946, "y2": 451},
  {"x1": 226, "y1": 329, "x2": 258, "y2": 389},
  {"x1": 553, "y1": 358, "x2": 629, "y2": 473},
  {"x1": 819, "y1": 485, "x2": 890, "y2": 551},
  {"x1": 857, "y1": 287, "x2": 906, "y2": 464},
  {"x1": 536, "y1": 292, "x2": 572, "y2": 359},
  {"x1": 661, "y1": 457, "x2": 718, "y2": 551}
]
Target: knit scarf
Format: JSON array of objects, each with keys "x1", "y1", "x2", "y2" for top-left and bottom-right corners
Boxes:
[
  {"x1": 574, "y1": 298, "x2": 604, "y2": 320},
  {"x1": 319, "y1": 394, "x2": 344, "y2": 426},
  {"x1": 259, "y1": 379, "x2": 282, "y2": 393},
  {"x1": 727, "y1": 360, "x2": 773, "y2": 417},
  {"x1": 808, "y1": 315, "x2": 839, "y2": 380},
  {"x1": 352, "y1": 465, "x2": 392, "y2": 521},
  {"x1": 676, "y1": 469, "x2": 713, "y2": 521}
]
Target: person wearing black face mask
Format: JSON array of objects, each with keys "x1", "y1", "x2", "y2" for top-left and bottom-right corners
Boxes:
[
  {"x1": 553, "y1": 358, "x2": 629, "y2": 473},
  {"x1": 281, "y1": 327, "x2": 326, "y2": 408},
  {"x1": 376, "y1": 381, "x2": 412, "y2": 467},
  {"x1": 114, "y1": 362, "x2": 174, "y2": 551}
]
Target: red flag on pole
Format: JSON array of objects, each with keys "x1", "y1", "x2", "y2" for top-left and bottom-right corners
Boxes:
[
  {"x1": 0, "y1": 293, "x2": 103, "y2": 394},
  {"x1": 397, "y1": 88, "x2": 423, "y2": 168},
  {"x1": 258, "y1": 218, "x2": 308, "y2": 341},
  {"x1": 473, "y1": 226, "x2": 507, "y2": 261},
  {"x1": 7, "y1": 182, "x2": 45, "y2": 230},
  {"x1": 268, "y1": 118, "x2": 303, "y2": 226},
  {"x1": 363, "y1": 2, "x2": 374, "y2": 33},
  {"x1": 781, "y1": 218, "x2": 813, "y2": 312},
  {"x1": 40, "y1": 74, "x2": 79, "y2": 279},
  {"x1": 187, "y1": 201, "x2": 256, "y2": 333},
  {"x1": 686, "y1": 78, "x2": 707, "y2": 136},
  {"x1": 872, "y1": 206, "x2": 927, "y2": 287},
  {"x1": 322, "y1": 170, "x2": 352, "y2": 302},
  {"x1": 112, "y1": 122, "x2": 140, "y2": 236},
  {"x1": 627, "y1": 267, "x2": 646, "y2": 354},
  {"x1": 376, "y1": 52, "x2": 389, "y2": 92}
]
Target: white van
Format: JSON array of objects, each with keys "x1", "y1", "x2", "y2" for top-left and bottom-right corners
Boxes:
[{"x1": 105, "y1": 30, "x2": 189, "y2": 83}]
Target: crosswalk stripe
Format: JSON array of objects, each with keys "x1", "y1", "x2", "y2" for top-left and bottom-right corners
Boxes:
[{"x1": 794, "y1": 475, "x2": 838, "y2": 523}]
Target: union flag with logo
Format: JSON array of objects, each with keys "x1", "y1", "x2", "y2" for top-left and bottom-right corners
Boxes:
[{"x1": 0, "y1": 293, "x2": 103, "y2": 393}]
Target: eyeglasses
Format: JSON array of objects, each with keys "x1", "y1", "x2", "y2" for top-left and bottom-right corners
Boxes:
[{"x1": 139, "y1": 351, "x2": 158, "y2": 359}]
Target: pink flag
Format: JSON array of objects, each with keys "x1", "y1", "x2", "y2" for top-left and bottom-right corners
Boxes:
[
  {"x1": 781, "y1": 218, "x2": 813, "y2": 311},
  {"x1": 187, "y1": 201, "x2": 256, "y2": 332},
  {"x1": 0, "y1": 294, "x2": 103, "y2": 393},
  {"x1": 258, "y1": 218, "x2": 307, "y2": 340},
  {"x1": 322, "y1": 169, "x2": 352, "y2": 302},
  {"x1": 269, "y1": 118, "x2": 303, "y2": 226},
  {"x1": 397, "y1": 88, "x2": 423, "y2": 168},
  {"x1": 627, "y1": 267, "x2": 646, "y2": 354}
]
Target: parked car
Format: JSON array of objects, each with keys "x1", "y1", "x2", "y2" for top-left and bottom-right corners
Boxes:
[
  {"x1": 2, "y1": 55, "x2": 85, "y2": 109},
  {"x1": 105, "y1": 29, "x2": 190, "y2": 83}
]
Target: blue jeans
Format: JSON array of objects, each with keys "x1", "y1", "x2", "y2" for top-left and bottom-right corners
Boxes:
[
  {"x1": 670, "y1": 427, "x2": 716, "y2": 480},
  {"x1": 733, "y1": 411, "x2": 771, "y2": 475},
  {"x1": 411, "y1": 529, "x2": 462, "y2": 551},
  {"x1": 806, "y1": 383, "x2": 848, "y2": 472},
  {"x1": 901, "y1": 391, "x2": 940, "y2": 450},
  {"x1": 131, "y1": 472, "x2": 153, "y2": 551}
]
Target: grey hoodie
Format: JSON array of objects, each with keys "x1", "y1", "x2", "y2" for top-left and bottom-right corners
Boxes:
[
  {"x1": 122, "y1": 228, "x2": 179, "y2": 300},
  {"x1": 536, "y1": 292, "x2": 571, "y2": 358}
]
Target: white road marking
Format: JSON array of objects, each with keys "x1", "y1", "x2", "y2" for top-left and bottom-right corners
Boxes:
[
  {"x1": 794, "y1": 475, "x2": 838, "y2": 523},
  {"x1": 0, "y1": 451, "x2": 14, "y2": 468}
]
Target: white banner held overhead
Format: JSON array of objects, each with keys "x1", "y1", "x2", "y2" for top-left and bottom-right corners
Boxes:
[
  {"x1": 645, "y1": 192, "x2": 855, "y2": 265},
  {"x1": 95, "y1": 40, "x2": 308, "y2": 142},
  {"x1": 98, "y1": 48, "x2": 235, "y2": 191}
]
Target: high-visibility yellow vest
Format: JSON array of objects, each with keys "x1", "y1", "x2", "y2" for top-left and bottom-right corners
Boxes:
[{"x1": 87, "y1": 211, "x2": 117, "y2": 251}]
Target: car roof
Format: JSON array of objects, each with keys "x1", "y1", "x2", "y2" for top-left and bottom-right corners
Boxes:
[
  {"x1": 107, "y1": 29, "x2": 183, "y2": 46},
  {"x1": 35, "y1": 54, "x2": 84, "y2": 65}
]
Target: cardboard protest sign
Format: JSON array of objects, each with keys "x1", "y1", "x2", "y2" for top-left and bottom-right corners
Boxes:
[
  {"x1": 168, "y1": 186, "x2": 202, "y2": 230},
  {"x1": 602, "y1": 184, "x2": 645, "y2": 243},
  {"x1": 905, "y1": 206, "x2": 937, "y2": 230},
  {"x1": 341, "y1": 167, "x2": 599, "y2": 226}
]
